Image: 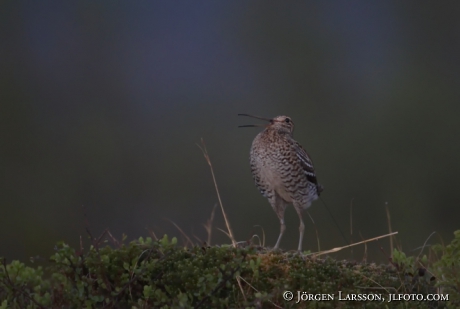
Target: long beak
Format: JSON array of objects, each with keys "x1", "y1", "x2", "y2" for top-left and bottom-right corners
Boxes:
[
  {"x1": 238, "y1": 113, "x2": 271, "y2": 122},
  {"x1": 238, "y1": 124, "x2": 265, "y2": 128},
  {"x1": 238, "y1": 113, "x2": 271, "y2": 128}
]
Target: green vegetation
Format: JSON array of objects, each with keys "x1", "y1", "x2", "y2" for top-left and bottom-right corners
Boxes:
[
  {"x1": 432, "y1": 230, "x2": 460, "y2": 306},
  {"x1": 1, "y1": 232, "x2": 459, "y2": 308}
]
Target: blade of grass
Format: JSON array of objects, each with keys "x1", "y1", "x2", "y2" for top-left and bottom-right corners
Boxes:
[
  {"x1": 253, "y1": 225, "x2": 265, "y2": 247},
  {"x1": 415, "y1": 231, "x2": 437, "y2": 260}
]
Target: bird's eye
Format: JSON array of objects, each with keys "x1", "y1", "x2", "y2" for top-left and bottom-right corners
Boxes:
[{"x1": 285, "y1": 118, "x2": 290, "y2": 123}]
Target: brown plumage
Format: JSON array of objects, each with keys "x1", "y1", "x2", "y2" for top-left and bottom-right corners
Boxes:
[{"x1": 239, "y1": 114, "x2": 323, "y2": 251}]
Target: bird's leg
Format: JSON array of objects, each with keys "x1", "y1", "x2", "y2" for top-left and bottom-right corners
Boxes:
[
  {"x1": 294, "y1": 205, "x2": 305, "y2": 252},
  {"x1": 270, "y1": 193, "x2": 287, "y2": 250},
  {"x1": 273, "y1": 218, "x2": 286, "y2": 249}
]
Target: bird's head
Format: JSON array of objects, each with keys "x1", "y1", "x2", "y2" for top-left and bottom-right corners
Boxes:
[{"x1": 238, "y1": 114, "x2": 294, "y2": 134}]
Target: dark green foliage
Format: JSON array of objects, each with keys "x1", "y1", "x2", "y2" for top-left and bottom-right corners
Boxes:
[
  {"x1": 0, "y1": 233, "x2": 456, "y2": 308},
  {"x1": 433, "y1": 230, "x2": 460, "y2": 307}
]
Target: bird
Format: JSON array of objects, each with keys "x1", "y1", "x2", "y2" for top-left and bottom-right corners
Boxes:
[{"x1": 238, "y1": 114, "x2": 323, "y2": 252}]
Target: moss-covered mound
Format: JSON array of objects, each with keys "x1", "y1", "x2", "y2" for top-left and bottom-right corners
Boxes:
[{"x1": 1, "y1": 232, "x2": 459, "y2": 309}]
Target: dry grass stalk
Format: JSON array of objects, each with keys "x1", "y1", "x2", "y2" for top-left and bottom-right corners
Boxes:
[
  {"x1": 203, "y1": 204, "x2": 217, "y2": 245},
  {"x1": 385, "y1": 202, "x2": 394, "y2": 259},
  {"x1": 308, "y1": 231, "x2": 398, "y2": 257},
  {"x1": 197, "y1": 138, "x2": 237, "y2": 247}
]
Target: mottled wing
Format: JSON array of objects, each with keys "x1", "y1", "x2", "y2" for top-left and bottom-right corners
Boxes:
[
  {"x1": 294, "y1": 141, "x2": 323, "y2": 194},
  {"x1": 249, "y1": 144, "x2": 270, "y2": 198}
]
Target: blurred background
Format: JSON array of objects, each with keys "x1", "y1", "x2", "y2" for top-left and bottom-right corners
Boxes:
[{"x1": 1, "y1": 1, "x2": 460, "y2": 263}]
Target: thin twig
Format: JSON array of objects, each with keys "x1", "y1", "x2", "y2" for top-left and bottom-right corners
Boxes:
[{"x1": 106, "y1": 230, "x2": 121, "y2": 248}]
